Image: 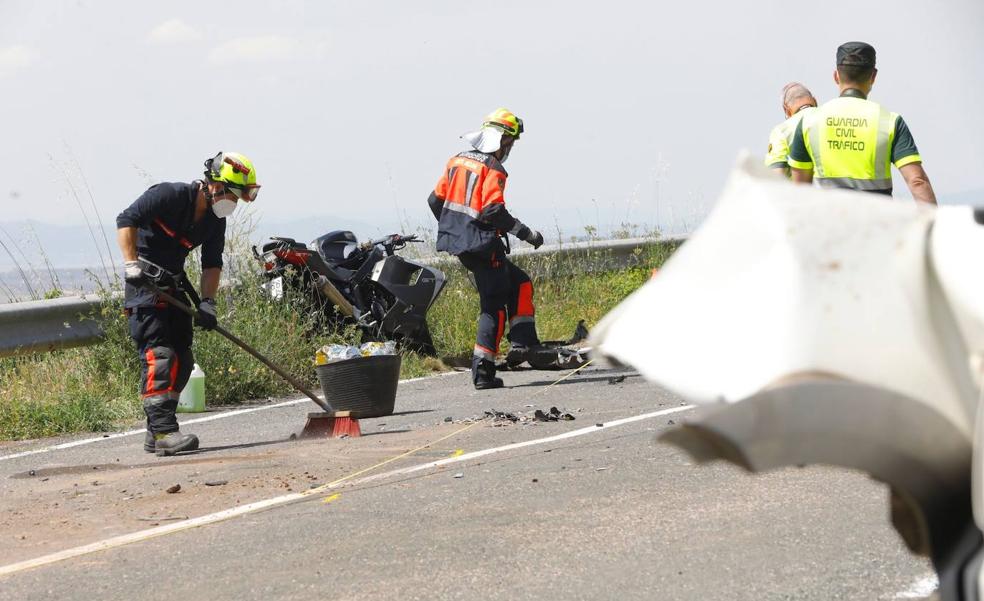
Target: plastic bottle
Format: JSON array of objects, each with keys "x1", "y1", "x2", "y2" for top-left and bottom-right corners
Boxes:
[{"x1": 177, "y1": 363, "x2": 206, "y2": 413}]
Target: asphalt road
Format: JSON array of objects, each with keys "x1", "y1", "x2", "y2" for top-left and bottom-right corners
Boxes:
[{"x1": 0, "y1": 365, "x2": 934, "y2": 600}]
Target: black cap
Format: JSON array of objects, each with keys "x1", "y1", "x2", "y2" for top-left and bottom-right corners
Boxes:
[{"x1": 837, "y1": 41, "x2": 876, "y2": 68}]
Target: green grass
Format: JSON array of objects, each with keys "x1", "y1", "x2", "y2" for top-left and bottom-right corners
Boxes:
[{"x1": 0, "y1": 239, "x2": 677, "y2": 441}]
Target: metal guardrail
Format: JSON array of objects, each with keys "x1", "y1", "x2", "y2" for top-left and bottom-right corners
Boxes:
[
  {"x1": 0, "y1": 236, "x2": 682, "y2": 358},
  {"x1": 0, "y1": 295, "x2": 107, "y2": 358}
]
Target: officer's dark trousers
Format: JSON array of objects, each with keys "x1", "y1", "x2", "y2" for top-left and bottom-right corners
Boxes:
[
  {"x1": 458, "y1": 249, "x2": 540, "y2": 385},
  {"x1": 128, "y1": 299, "x2": 194, "y2": 435}
]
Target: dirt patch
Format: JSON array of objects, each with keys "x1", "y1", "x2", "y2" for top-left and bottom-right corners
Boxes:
[{"x1": 0, "y1": 425, "x2": 463, "y2": 566}]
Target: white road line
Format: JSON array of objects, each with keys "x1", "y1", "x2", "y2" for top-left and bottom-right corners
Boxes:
[
  {"x1": 355, "y1": 404, "x2": 695, "y2": 485},
  {"x1": 0, "y1": 404, "x2": 694, "y2": 578},
  {"x1": 0, "y1": 371, "x2": 465, "y2": 462},
  {"x1": 892, "y1": 574, "x2": 938, "y2": 599}
]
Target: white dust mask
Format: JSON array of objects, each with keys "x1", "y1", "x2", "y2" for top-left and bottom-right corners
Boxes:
[{"x1": 212, "y1": 198, "x2": 237, "y2": 219}]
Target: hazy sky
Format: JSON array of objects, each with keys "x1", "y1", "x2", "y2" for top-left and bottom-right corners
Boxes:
[{"x1": 2, "y1": 0, "x2": 983, "y2": 245}]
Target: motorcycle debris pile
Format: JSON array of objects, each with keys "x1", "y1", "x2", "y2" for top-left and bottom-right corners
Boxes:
[
  {"x1": 315, "y1": 341, "x2": 398, "y2": 365},
  {"x1": 483, "y1": 406, "x2": 577, "y2": 425}
]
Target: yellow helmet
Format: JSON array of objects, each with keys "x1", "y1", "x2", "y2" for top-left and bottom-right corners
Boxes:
[
  {"x1": 204, "y1": 151, "x2": 260, "y2": 201},
  {"x1": 483, "y1": 108, "x2": 524, "y2": 138}
]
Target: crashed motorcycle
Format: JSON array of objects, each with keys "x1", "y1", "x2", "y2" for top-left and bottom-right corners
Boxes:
[{"x1": 253, "y1": 231, "x2": 446, "y2": 355}]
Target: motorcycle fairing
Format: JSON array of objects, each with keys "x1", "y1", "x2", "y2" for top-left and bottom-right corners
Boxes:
[
  {"x1": 371, "y1": 255, "x2": 447, "y2": 335},
  {"x1": 590, "y1": 152, "x2": 984, "y2": 600},
  {"x1": 590, "y1": 153, "x2": 973, "y2": 438}
]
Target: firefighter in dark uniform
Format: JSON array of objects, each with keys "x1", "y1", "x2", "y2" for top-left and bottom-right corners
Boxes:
[
  {"x1": 428, "y1": 109, "x2": 545, "y2": 389},
  {"x1": 116, "y1": 152, "x2": 260, "y2": 455}
]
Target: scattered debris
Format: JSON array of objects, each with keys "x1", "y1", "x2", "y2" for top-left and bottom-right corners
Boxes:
[
  {"x1": 484, "y1": 409, "x2": 519, "y2": 423},
  {"x1": 595, "y1": 423, "x2": 604, "y2": 428},
  {"x1": 453, "y1": 473, "x2": 464, "y2": 479},
  {"x1": 667, "y1": 419, "x2": 676, "y2": 425},
  {"x1": 204, "y1": 480, "x2": 228, "y2": 487},
  {"x1": 28, "y1": 470, "x2": 35, "y2": 477},
  {"x1": 138, "y1": 515, "x2": 187, "y2": 522},
  {"x1": 444, "y1": 416, "x2": 453, "y2": 422},
  {"x1": 596, "y1": 467, "x2": 608, "y2": 472},
  {"x1": 608, "y1": 375, "x2": 627, "y2": 385},
  {"x1": 165, "y1": 484, "x2": 181, "y2": 494},
  {"x1": 532, "y1": 478, "x2": 539, "y2": 483}
]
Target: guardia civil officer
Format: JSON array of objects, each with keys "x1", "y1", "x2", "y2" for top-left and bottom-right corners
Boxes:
[
  {"x1": 788, "y1": 42, "x2": 936, "y2": 204},
  {"x1": 764, "y1": 82, "x2": 817, "y2": 177},
  {"x1": 427, "y1": 109, "x2": 545, "y2": 390},
  {"x1": 116, "y1": 152, "x2": 260, "y2": 455}
]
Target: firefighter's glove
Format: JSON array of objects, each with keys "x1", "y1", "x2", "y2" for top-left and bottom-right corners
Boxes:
[
  {"x1": 195, "y1": 298, "x2": 218, "y2": 331},
  {"x1": 123, "y1": 260, "x2": 146, "y2": 286},
  {"x1": 528, "y1": 230, "x2": 544, "y2": 249}
]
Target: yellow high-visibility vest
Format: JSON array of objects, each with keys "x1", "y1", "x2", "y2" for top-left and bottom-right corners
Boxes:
[
  {"x1": 764, "y1": 107, "x2": 816, "y2": 175},
  {"x1": 789, "y1": 97, "x2": 920, "y2": 192}
]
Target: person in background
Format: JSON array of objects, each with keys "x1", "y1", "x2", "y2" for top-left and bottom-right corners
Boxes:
[
  {"x1": 764, "y1": 82, "x2": 817, "y2": 177},
  {"x1": 788, "y1": 42, "x2": 936, "y2": 204},
  {"x1": 427, "y1": 109, "x2": 545, "y2": 390}
]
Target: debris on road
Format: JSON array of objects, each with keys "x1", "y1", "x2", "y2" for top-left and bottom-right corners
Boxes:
[
  {"x1": 453, "y1": 473, "x2": 464, "y2": 479},
  {"x1": 444, "y1": 416, "x2": 453, "y2": 422},
  {"x1": 138, "y1": 515, "x2": 187, "y2": 522},
  {"x1": 484, "y1": 409, "x2": 519, "y2": 423},
  {"x1": 533, "y1": 407, "x2": 575, "y2": 422},
  {"x1": 165, "y1": 484, "x2": 181, "y2": 494},
  {"x1": 608, "y1": 375, "x2": 627, "y2": 385},
  {"x1": 205, "y1": 480, "x2": 228, "y2": 487}
]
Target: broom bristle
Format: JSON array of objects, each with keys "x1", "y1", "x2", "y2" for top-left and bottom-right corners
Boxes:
[
  {"x1": 298, "y1": 411, "x2": 361, "y2": 439},
  {"x1": 330, "y1": 413, "x2": 362, "y2": 438}
]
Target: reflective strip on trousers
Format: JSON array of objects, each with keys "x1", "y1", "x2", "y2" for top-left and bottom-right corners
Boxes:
[
  {"x1": 509, "y1": 315, "x2": 535, "y2": 327},
  {"x1": 442, "y1": 200, "x2": 480, "y2": 219},
  {"x1": 473, "y1": 344, "x2": 496, "y2": 361},
  {"x1": 816, "y1": 177, "x2": 893, "y2": 192}
]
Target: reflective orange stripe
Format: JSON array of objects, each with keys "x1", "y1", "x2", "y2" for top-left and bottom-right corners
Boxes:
[
  {"x1": 516, "y1": 281, "x2": 534, "y2": 317},
  {"x1": 438, "y1": 156, "x2": 503, "y2": 214},
  {"x1": 144, "y1": 348, "x2": 157, "y2": 396},
  {"x1": 154, "y1": 218, "x2": 194, "y2": 249},
  {"x1": 142, "y1": 348, "x2": 180, "y2": 398}
]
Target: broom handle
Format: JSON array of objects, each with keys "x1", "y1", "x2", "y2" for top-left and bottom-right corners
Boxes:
[{"x1": 148, "y1": 285, "x2": 333, "y2": 412}]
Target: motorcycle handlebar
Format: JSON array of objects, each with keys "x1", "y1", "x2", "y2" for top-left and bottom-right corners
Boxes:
[{"x1": 364, "y1": 233, "x2": 420, "y2": 249}]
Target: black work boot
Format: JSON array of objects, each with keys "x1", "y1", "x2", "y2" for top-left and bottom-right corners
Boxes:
[
  {"x1": 153, "y1": 431, "x2": 200, "y2": 456},
  {"x1": 473, "y1": 358, "x2": 504, "y2": 390}
]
